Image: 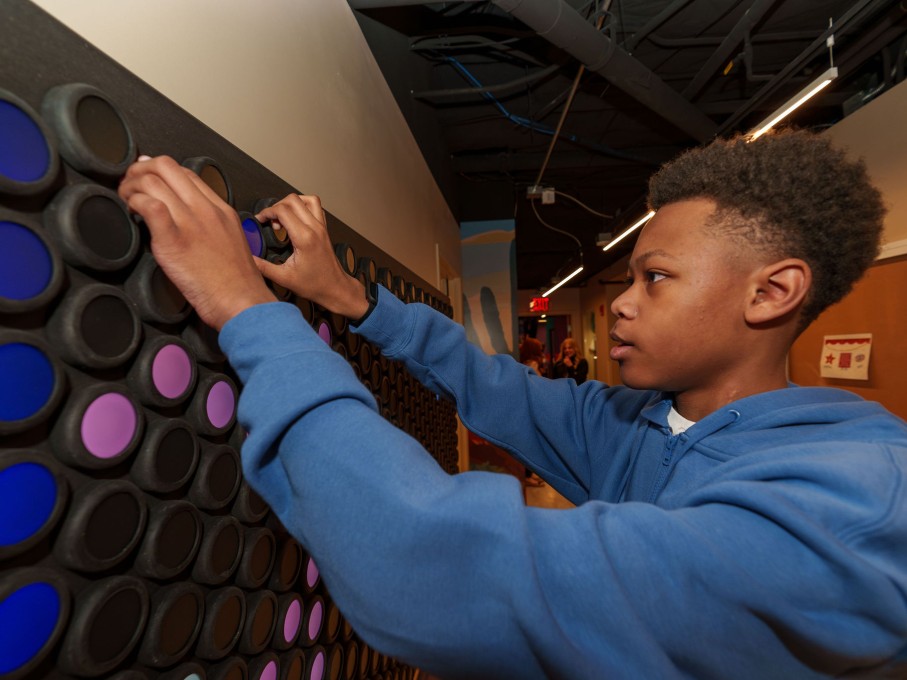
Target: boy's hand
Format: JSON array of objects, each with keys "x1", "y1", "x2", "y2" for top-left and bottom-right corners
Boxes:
[
  {"x1": 253, "y1": 194, "x2": 369, "y2": 321},
  {"x1": 118, "y1": 155, "x2": 276, "y2": 331}
]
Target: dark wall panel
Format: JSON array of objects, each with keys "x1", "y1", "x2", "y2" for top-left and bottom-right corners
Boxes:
[{"x1": 0, "y1": 2, "x2": 457, "y2": 679}]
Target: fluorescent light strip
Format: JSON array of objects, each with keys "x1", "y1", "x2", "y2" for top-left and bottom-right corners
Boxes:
[
  {"x1": 542, "y1": 265, "x2": 584, "y2": 297},
  {"x1": 602, "y1": 211, "x2": 655, "y2": 252},
  {"x1": 748, "y1": 67, "x2": 838, "y2": 141}
]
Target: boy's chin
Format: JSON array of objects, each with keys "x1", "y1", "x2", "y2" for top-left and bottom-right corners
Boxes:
[{"x1": 617, "y1": 367, "x2": 666, "y2": 392}]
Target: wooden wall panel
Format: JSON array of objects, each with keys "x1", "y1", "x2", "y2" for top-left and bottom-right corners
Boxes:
[{"x1": 790, "y1": 256, "x2": 907, "y2": 420}]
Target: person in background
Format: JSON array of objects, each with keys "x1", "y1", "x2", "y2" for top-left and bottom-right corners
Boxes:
[
  {"x1": 518, "y1": 336, "x2": 544, "y2": 374},
  {"x1": 118, "y1": 130, "x2": 907, "y2": 679},
  {"x1": 554, "y1": 337, "x2": 588, "y2": 385},
  {"x1": 518, "y1": 335, "x2": 547, "y2": 486}
]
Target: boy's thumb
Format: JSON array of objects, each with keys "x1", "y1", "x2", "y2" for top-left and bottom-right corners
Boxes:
[{"x1": 253, "y1": 256, "x2": 281, "y2": 283}]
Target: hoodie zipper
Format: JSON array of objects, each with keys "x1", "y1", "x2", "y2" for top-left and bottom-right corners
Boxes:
[
  {"x1": 645, "y1": 409, "x2": 741, "y2": 503},
  {"x1": 648, "y1": 431, "x2": 682, "y2": 503}
]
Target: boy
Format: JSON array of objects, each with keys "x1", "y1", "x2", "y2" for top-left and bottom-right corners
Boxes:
[{"x1": 119, "y1": 130, "x2": 907, "y2": 679}]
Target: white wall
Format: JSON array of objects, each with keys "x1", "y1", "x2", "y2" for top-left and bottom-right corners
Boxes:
[
  {"x1": 826, "y1": 78, "x2": 907, "y2": 259},
  {"x1": 32, "y1": 0, "x2": 461, "y2": 287}
]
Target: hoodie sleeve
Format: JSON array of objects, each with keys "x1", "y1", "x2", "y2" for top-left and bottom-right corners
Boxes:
[
  {"x1": 220, "y1": 302, "x2": 907, "y2": 680},
  {"x1": 353, "y1": 287, "x2": 631, "y2": 504}
]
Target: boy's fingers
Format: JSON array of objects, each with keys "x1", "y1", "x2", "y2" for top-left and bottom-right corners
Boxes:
[
  {"x1": 256, "y1": 201, "x2": 319, "y2": 248},
  {"x1": 253, "y1": 255, "x2": 287, "y2": 285},
  {"x1": 124, "y1": 155, "x2": 231, "y2": 223},
  {"x1": 119, "y1": 171, "x2": 195, "y2": 231},
  {"x1": 255, "y1": 193, "x2": 300, "y2": 222},
  {"x1": 296, "y1": 194, "x2": 325, "y2": 226},
  {"x1": 120, "y1": 192, "x2": 180, "y2": 242},
  {"x1": 140, "y1": 156, "x2": 213, "y2": 210},
  {"x1": 120, "y1": 159, "x2": 200, "y2": 228},
  {"x1": 181, "y1": 165, "x2": 235, "y2": 214},
  {"x1": 253, "y1": 255, "x2": 274, "y2": 277},
  {"x1": 257, "y1": 194, "x2": 326, "y2": 237}
]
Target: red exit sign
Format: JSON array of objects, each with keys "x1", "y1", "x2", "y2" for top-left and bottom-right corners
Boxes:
[{"x1": 529, "y1": 296, "x2": 549, "y2": 312}]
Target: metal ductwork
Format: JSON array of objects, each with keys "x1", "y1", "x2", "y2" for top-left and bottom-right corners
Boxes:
[
  {"x1": 681, "y1": 0, "x2": 779, "y2": 100},
  {"x1": 349, "y1": 0, "x2": 718, "y2": 142},
  {"x1": 491, "y1": 0, "x2": 717, "y2": 142}
]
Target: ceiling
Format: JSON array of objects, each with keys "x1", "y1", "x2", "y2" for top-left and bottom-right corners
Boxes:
[{"x1": 350, "y1": 0, "x2": 907, "y2": 292}]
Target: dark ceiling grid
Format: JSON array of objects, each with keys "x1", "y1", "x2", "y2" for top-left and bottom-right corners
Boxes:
[{"x1": 351, "y1": 0, "x2": 907, "y2": 291}]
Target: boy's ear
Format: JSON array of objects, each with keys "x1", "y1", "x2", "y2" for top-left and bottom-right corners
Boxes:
[{"x1": 745, "y1": 258, "x2": 812, "y2": 325}]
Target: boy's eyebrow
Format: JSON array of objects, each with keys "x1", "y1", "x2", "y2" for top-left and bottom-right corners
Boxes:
[{"x1": 631, "y1": 249, "x2": 675, "y2": 268}]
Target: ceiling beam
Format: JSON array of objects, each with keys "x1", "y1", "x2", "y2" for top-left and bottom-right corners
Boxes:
[
  {"x1": 625, "y1": 0, "x2": 694, "y2": 53},
  {"x1": 682, "y1": 0, "x2": 782, "y2": 100},
  {"x1": 492, "y1": 0, "x2": 718, "y2": 142},
  {"x1": 717, "y1": 0, "x2": 887, "y2": 134},
  {"x1": 351, "y1": 0, "x2": 718, "y2": 141}
]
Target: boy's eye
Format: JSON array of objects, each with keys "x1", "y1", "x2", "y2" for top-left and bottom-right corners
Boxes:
[{"x1": 646, "y1": 271, "x2": 666, "y2": 283}]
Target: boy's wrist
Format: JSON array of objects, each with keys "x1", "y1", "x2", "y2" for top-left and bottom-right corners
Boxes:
[
  {"x1": 213, "y1": 287, "x2": 279, "y2": 331},
  {"x1": 329, "y1": 275, "x2": 370, "y2": 321},
  {"x1": 349, "y1": 279, "x2": 379, "y2": 326}
]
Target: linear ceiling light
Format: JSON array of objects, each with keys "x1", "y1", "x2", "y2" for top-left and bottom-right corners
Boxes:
[
  {"x1": 602, "y1": 211, "x2": 656, "y2": 252},
  {"x1": 542, "y1": 265, "x2": 584, "y2": 297},
  {"x1": 747, "y1": 66, "x2": 838, "y2": 141}
]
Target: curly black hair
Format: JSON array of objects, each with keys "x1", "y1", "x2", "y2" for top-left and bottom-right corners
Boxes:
[{"x1": 647, "y1": 129, "x2": 886, "y2": 326}]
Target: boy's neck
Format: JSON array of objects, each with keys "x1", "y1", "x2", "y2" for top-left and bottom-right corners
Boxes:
[
  {"x1": 673, "y1": 368, "x2": 790, "y2": 422},
  {"x1": 674, "y1": 380, "x2": 789, "y2": 422}
]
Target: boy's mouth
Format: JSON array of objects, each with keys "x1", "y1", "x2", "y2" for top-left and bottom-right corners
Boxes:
[
  {"x1": 608, "y1": 331, "x2": 634, "y2": 360},
  {"x1": 609, "y1": 330, "x2": 631, "y2": 346}
]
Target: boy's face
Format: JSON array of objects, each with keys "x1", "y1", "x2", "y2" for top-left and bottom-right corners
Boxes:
[{"x1": 609, "y1": 198, "x2": 759, "y2": 395}]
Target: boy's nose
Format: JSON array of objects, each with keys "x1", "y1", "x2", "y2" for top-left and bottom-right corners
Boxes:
[{"x1": 611, "y1": 290, "x2": 638, "y2": 320}]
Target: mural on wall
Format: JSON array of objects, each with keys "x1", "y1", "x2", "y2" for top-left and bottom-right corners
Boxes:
[{"x1": 460, "y1": 219, "x2": 517, "y2": 358}]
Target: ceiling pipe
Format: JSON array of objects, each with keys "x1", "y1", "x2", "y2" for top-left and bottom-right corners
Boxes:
[
  {"x1": 717, "y1": 0, "x2": 885, "y2": 134},
  {"x1": 625, "y1": 0, "x2": 694, "y2": 53},
  {"x1": 491, "y1": 0, "x2": 717, "y2": 142},
  {"x1": 412, "y1": 64, "x2": 558, "y2": 100},
  {"x1": 682, "y1": 0, "x2": 781, "y2": 101},
  {"x1": 649, "y1": 29, "x2": 817, "y2": 49},
  {"x1": 349, "y1": 0, "x2": 717, "y2": 142},
  {"x1": 534, "y1": 11, "x2": 607, "y2": 188}
]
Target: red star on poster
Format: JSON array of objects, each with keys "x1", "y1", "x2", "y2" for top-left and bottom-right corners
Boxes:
[{"x1": 822, "y1": 334, "x2": 872, "y2": 380}]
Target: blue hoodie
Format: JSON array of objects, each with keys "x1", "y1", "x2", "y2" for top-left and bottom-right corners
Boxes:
[{"x1": 219, "y1": 287, "x2": 907, "y2": 679}]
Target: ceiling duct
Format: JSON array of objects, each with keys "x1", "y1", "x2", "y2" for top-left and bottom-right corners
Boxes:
[
  {"x1": 349, "y1": 0, "x2": 718, "y2": 142},
  {"x1": 491, "y1": 0, "x2": 717, "y2": 142},
  {"x1": 681, "y1": 0, "x2": 779, "y2": 100}
]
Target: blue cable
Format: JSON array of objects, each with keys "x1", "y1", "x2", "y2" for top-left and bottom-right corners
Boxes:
[
  {"x1": 444, "y1": 56, "x2": 561, "y2": 136},
  {"x1": 443, "y1": 55, "x2": 655, "y2": 164}
]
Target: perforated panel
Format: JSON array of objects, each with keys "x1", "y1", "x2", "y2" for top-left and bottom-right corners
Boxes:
[{"x1": 0, "y1": 2, "x2": 457, "y2": 679}]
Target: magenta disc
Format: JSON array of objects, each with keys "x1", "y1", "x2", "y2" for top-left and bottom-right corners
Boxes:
[
  {"x1": 310, "y1": 651, "x2": 324, "y2": 680},
  {"x1": 306, "y1": 557, "x2": 320, "y2": 589},
  {"x1": 308, "y1": 600, "x2": 323, "y2": 641},
  {"x1": 80, "y1": 392, "x2": 137, "y2": 458},
  {"x1": 205, "y1": 380, "x2": 235, "y2": 429},
  {"x1": 284, "y1": 599, "x2": 301, "y2": 642},
  {"x1": 260, "y1": 660, "x2": 277, "y2": 680},
  {"x1": 316, "y1": 322, "x2": 330, "y2": 346},
  {"x1": 151, "y1": 344, "x2": 192, "y2": 399}
]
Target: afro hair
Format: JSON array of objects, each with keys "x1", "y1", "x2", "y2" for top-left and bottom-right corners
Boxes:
[{"x1": 647, "y1": 129, "x2": 886, "y2": 325}]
